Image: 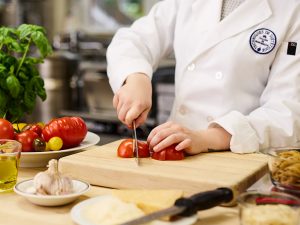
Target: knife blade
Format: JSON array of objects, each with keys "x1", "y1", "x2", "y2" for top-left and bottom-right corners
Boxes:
[
  {"x1": 120, "y1": 188, "x2": 233, "y2": 225},
  {"x1": 132, "y1": 120, "x2": 139, "y2": 166}
]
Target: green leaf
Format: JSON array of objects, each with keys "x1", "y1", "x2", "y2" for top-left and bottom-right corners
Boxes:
[
  {"x1": 23, "y1": 57, "x2": 43, "y2": 65},
  {"x1": 6, "y1": 75, "x2": 21, "y2": 98},
  {"x1": 18, "y1": 71, "x2": 29, "y2": 81},
  {"x1": 0, "y1": 89, "x2": 8, "y2": 109},
  {"x1": 17, "y1": 24, "x2": 44, "y2": 40},
  {"x1": 32, "y1": 76, "x2": 47, "y2": 101},
  {"x1": 3, "y1": 55, "x2": 17, "y2": 68},
  {"x1": 0, "y1": 73, "x2": 8, "y2": 90},
  {"x1": 27, "y1": 76, "x2": 46, "y2": 101},
  {"x1": 24, "y1": 89, "x2": 36, "y2": 112},
  {"x1": 0, "y1": 64, "x2": 6, "y2": 73},
  {"x1": 7, "y1": 102, "x2": 25, "y2": 122},
  {"x1": 37, "y1": 88, "x2": 46, "y2": 101},
  {"x1": 29, "y1": 65, "x2": 39, "y2": 77},
  {"x1": 0, "y1": 27, "x2": 17, "y2": 42},
  {"x1": 9, "y1": 40, "x2": 24, "y2": 53},
  {"x1": 31, "y1": 31, "x2": 53, "y2": 58}
]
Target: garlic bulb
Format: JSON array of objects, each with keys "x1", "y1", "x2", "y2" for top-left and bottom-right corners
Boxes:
[{"x1": 33, "y1": 159, "x2": 73, "y2": 195}]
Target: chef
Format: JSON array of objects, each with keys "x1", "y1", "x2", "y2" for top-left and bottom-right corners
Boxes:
[{"x1": 106, "y1": 0, "x2": 300, "y2": 155}]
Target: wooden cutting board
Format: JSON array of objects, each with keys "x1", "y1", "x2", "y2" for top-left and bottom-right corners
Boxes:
[{"x1": 59, "y1": 140, "x2": 269, "y2": 200}]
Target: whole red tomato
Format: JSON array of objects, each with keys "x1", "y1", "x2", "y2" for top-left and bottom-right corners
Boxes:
[
  {"x1": 117, "y1": 139, "x2": 150, "y2": 158},
  {"x1": 0, "y1": 118, "x2": 14, "y2": 139},
  {"x1": 15, "y1": 130, "x2": 39, "y2": 152},
  {"x1": 151, "y1": 145, "x2": 185, "y2": 161},
  {"x1": 42, "y1": 117, "x2": 87, "y2": 149},
  {"x1": 22, "y1": 124, "x2": 43, "y2": 136}
]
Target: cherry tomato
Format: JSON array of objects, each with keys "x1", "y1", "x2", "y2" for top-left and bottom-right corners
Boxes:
[
  {"x1": 151, "y1": 145, "x2": 185, "y2": 161},
  {"x1": 12, "y1": 123, "x2": 27, "y2": 132},
  {"x1": 0, "y1": 118, "x2": 14, "y2": 139},
  {"x1": 22, "y1": 124, "x2": 43, "y2": 136},
  {"x1": 42, "y1": 117, "x2": 87, "y2": 149},
  {"x1": 117, "y1": 139, "x2": 150, "y2": 158},
  {"x1": 15, "y1": 130, "x2": 39, "y2": 152},
  {"x1": 33, "y1": 137, "x2": 46, "y2": 152},
  {"x1": 48, "y1": 136, "x2": 63, "y2": 151}
]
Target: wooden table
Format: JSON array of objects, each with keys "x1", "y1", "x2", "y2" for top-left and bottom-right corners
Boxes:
[{"x1": 0, "y1": 167, "x2": 249, "y2": 225}]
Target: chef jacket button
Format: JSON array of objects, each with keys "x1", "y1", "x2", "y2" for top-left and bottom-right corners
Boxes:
[
  {"x1": 215, "y1": 71, "x2": 223, "y2": 79},
  {"x1": 206, "y1": 116, "x2": 214, "y2": 122},
  {"x1": 187, "y1": 63, "x2": 195, "y2": 71},
  {"x1": 179, "y1": 105, "x2": 188, "y2": 115}
]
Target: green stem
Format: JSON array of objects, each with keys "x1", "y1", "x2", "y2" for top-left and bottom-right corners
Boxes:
[
  {"x1": 1, "y1": 111, "x2": 7, "y2": 119},
  {"x1": 16, "y1": 38, "x2": 31, "y2": 75}
]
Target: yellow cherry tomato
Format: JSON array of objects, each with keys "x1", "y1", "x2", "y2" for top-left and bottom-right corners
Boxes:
[
  {"x1": 37, "y1": 122, "x2": 45, "y2": 128},
  {"x1": 48, "y1": 137, "x2": 63, "y2": 151},
  {"x1": 45, "y1": 142, "x2": 51, "y2": 151},
  {"x1": 12, "y1": 123, "x2": 27, "y2": 131}
]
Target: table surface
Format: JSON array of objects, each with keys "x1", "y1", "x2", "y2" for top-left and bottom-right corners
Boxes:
[{"x1": 0, "y1": 167, "x2": 272, "y2": 225}]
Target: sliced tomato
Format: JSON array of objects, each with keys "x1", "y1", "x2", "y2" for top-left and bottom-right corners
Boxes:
[
  {"x1": 151, "y1": 145, "x2": 185, "y2": 161},
  {"x1": 117, "y1": 139, "x2": 150, "y2": 158}
]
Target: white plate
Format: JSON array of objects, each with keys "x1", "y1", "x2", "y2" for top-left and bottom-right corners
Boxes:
[
  {"x1": 19, "y1": 132, "x2": 100, "y2": 168},
  {"x1": 14, "y1": 178, "x2": 90, "y2": 206},
  {"x1": 71, "y1": 195, "x2": 198, "y2": 225}
]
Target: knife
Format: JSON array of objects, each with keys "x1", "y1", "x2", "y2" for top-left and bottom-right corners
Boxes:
[
  {"x1": 120, "y1": 188, "x2": 233, "y2": 225},
  {"x1": 132, "y1": 120, "x2": 139, "y2": 166}
]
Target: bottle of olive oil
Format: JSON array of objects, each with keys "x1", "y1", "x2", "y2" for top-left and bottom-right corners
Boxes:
[{"x1": 0, "y1": 154, "x2": 19, "y2": 192}]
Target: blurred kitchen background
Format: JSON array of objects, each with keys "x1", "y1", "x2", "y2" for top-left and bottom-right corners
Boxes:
[{"x1": 0, "y1": 0, "x2": 175, "y2": 144}]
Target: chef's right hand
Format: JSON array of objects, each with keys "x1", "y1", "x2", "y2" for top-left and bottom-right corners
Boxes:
[{"x1": 113, "y1": 73, "x2": 152, "y2": 128}]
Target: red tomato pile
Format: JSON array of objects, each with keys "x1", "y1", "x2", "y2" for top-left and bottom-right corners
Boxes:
[
  {"x1": 117, "y1": 139, "x2": 185, "y2": 161},
  {"x1": 0, "y1": 117, "x2": 87, "y2": 152}
]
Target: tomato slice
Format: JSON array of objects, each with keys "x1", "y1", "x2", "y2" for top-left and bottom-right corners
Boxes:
[
  {"x1": 151, "y1": 145, "x2": 185, "y2": 161},
  {"x1": 117, "y1": 139, "x2": 150, "y2": 158}
]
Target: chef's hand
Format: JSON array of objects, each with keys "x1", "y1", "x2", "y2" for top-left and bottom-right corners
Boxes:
[
  {"x1": 147, "y1": 121, "x2": 232, "y2": 155},
  {"x1": 113, "y1": 73, "x2": 152, "y2": 128}
]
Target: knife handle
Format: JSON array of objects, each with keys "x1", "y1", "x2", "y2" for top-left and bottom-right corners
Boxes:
[{"x1": 174, "y1": 188, "x2": 233, "y2": 217}]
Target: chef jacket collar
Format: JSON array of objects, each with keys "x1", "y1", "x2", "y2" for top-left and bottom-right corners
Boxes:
[{"x1": 185, "y1": 0, "x2": 272, "y2": 69}]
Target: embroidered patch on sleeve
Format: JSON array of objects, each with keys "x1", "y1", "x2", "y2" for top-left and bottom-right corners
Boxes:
[{"x1": 287, "y1": 42, "x2": 297, "y2": 56}]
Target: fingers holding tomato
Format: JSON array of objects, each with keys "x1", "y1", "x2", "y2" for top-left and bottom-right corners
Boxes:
[
  {"x1": 117, "y1": 139, "x2": 150, "y2": 158},
  {"x1": 147, "y1": 121, "x2": 204, "y2": 154}
]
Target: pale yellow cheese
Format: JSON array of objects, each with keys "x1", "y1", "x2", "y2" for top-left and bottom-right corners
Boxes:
[
  {"x1": 111, "y1": 189, "x2": 183, "y2": 214},
  {"x1": 83, "y1": 195, "x2": 146, "y2": 225}
]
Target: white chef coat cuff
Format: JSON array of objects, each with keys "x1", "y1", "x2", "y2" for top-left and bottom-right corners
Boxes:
[
  {"x1": 107, "y1": 60, "x2": 153, "y2": 93},
  {"x1": 208, "y1": 111, "x2": 259, "y2": 154}
]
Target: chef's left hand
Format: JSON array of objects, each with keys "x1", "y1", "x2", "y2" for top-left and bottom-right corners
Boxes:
[{"x1": 147, "y1": 121, "x2": 232, "y2": 155}]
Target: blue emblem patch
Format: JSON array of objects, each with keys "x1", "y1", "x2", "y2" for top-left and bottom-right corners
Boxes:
[{"x1": 250, "y1": 28, "x2": 276, "y2": 54}]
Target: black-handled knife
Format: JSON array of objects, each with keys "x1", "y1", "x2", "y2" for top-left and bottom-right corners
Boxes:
[{"x1": 120, "y1": 188, "x2": 233, "y2": 225}]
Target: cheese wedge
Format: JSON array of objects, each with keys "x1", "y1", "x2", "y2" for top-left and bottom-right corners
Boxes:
[
  {"x1": 83, "y1": 195, "x2": 146, "y2": 225},
  {"x1": 112, "y1": 189, "x2": 183, "y2": 215}
]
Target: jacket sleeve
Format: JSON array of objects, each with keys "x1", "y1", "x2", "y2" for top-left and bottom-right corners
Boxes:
[
  {"x1": 210, "y1": 10, "x2": 300, "y2": 153},
  {"x1": 106, "y1": 0, "x2": 178, "y2": 93}
]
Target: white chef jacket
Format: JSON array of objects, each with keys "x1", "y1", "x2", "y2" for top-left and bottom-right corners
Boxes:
[{"x1": 106, "y1": 0, "x2": 300, "y2": 153}]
